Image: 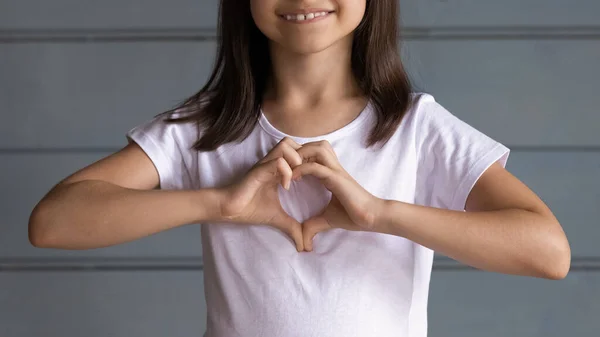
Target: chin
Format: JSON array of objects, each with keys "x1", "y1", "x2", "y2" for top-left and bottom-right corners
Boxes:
[
  {"x1": 275, "y1": 34, "x2": 349, "y2": 55},
  {"x1": 283, "y1": 42, "x2": 336, "y2": 55}
]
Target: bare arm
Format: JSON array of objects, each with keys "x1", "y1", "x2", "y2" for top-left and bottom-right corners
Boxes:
[
  {"x1": 377, "y1": 162, "x2": 571, "y2": 280},
  {"x1": 28, "y1": 142, "x2": 223, "y2": 249}
]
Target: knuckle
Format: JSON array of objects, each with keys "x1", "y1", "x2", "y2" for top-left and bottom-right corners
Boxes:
[
  {"x1": 276, "y1": 158, "x2": 290, "y2": 173},
  {"x1": 281, "y1": 137, "x2": 296, "y2": 147},
  {"x1": 318, "y1": 140, "x2": 331, "y2": 148}
]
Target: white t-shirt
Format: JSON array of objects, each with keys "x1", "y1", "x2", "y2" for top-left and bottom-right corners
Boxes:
[{"x1": 126, "y1": 92, "x2": 509, "y2": 337}]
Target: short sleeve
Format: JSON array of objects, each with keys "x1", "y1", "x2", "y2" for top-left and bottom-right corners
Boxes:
[
  {"x1": 126, "y1": 113, "x2": 196, "y2": 190},
  {"x1": 414, "y1": 94, "x2": 510, "y2": 211}
]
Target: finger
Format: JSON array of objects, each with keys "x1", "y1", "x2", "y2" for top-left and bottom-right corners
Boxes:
[
  {"x1": 300, "y1": 140, "x2": 337, "y2": 157},
  {"x1": 275, "y1": 157, "x2": 293, "y2": 190},
  {"x1": 302, "y1": 216, "x2": 331, "y2": 252},
  {"x1": 271, "y1": 211, "x2": 305, "y2": 252},
  {"x1": 253, "y1": 157, "x2": 293, "y2": 190},
  {"x1": 259, "y1": 137, "x2": 303, "y2": 168},
  {"x1": 292, "y1": 162, "x2": 348, "y2": 205},
  {"x1": 296, "y1": 140, "x2": 340, "y2": 170},
  {"x1": 292, "y1": 162, "x2": 334, "y2": 185}
]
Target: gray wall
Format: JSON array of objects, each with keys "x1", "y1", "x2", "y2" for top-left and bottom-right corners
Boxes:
[{"x1": 1, "y1": 1, "x2": 599, "y2": 336}]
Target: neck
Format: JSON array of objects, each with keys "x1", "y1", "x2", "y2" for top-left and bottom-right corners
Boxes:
[{"x1": 265, "y1": 36, "x2": 362, "y2": 108}]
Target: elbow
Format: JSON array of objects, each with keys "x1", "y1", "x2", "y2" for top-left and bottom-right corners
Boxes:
[
  {"x1": 541, "y1": 256, "x2": 570, "y2": 281},
  {"x1": 28, "y1": 228, "x2": 53, "y2": 248},
  {"x1": 28, "y1": 202, "x2": 57, "y2": 248},
  {"x1": 545, "y1": 247, "x2": 571, "y2": 280},
  {"x1": 537, "y1": 231, "x2": 571, "y2": 280},
  {"x1": 538, "y1": 259, "x2": 570, "y2": 281}
]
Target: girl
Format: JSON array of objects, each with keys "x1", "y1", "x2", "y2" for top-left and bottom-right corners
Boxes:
[{"x1": 29, "y1": 0, "x2": 571, "y2": 336}]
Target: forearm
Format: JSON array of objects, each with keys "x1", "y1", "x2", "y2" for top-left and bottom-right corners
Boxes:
[
  {"x1": 376, "y1": 200, "x2": 570, "y2": 279},
  {"x1": 29, "y1": 180, "x2": 224, "y2": 249}
]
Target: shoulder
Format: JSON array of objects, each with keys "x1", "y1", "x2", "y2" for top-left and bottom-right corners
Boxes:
[
  {"x1": 125, "y1": 110, "x2": 202, "y2": 189},
  {"x1": 405, "y1": 91, "x2": 509, "y2": 168},
  {"x1": 404, "y1": 91, "x2": 484, "y2": 144},
  {"x1": 390, "y1": 92, "x2": 457, "y2": 148},
  {"x1": 408, "y1": 93, "x2": 511, "y2": 209},
  {"x1": 127, "y1": 110, "x2": 199, "y2": 151},
  {"x1": 404, "y1": 91, "x2": 453, "y2": 124}
]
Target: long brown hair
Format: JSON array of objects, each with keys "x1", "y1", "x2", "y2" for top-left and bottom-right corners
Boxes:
[{"x1": 164, "y1": 0, "x2": 413, "y2": 151}]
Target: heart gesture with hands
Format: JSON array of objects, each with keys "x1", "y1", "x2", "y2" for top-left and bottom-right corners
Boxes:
[
  {"x1": 220, "y1": 137, "x2": 384, "y2": 252},
  {"x1": 291, "y1": 139, "x2": 384, "y2": 251}
]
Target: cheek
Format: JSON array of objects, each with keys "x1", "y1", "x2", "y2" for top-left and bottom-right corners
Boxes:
[
  {"x1": 339, "y1": 0, "x2": 367, "y2": 30},
  {"x1": 250, "y1": 1, "x2": 275, "y2": 36}
]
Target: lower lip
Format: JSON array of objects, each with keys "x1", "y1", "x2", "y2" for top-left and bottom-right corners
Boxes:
[{"x1": 279, "y1": 12, "x2": 333, "y2": 24}]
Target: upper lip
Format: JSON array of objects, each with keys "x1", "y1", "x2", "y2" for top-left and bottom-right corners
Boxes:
[{"x1": 278, "y1": 9, "x2": 334, "y2": 16}]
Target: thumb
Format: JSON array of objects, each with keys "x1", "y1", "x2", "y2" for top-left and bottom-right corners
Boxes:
[
  {"x1": 270, "y1": 210, "x2": 304, "y2": 252},
  {"x1": 302, "y1": 216, "x2": 332, "y2": 252}
]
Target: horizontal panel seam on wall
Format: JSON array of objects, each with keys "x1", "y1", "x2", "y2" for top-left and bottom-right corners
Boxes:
[
  {"x1": 0, "y1": 257, "x2": 597, "y2": 272},
  {"x1": 2, "y1": 146, "x2": 600, "y2": 154},
  {"x1": 2, "y1": 26, "x2": 600, "y2": 43}
]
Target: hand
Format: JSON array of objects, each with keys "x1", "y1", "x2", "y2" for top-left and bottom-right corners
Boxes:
[
  {"x1": 291, "y1": 140, "x2": 385, "y2": 251},
  {"x1": 219, "y1": 137, "x2": 305, "y2": 252}
]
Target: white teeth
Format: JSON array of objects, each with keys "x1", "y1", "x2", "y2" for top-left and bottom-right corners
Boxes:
[{"x1": 283, "y1": 11, "x2": 329, "y2": 21}]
